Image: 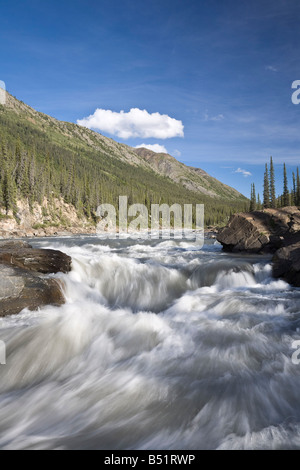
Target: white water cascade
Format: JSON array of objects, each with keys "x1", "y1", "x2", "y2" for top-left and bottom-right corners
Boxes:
[{"x1": 0, "y1": 236, "x2": 300, "y2": 450}]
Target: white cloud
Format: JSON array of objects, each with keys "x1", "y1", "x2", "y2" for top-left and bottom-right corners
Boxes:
[
  {"x1": 135, "y1": 143, "x2": 168, "y2": 154},
  {"x1": 204, "y1": 111, "x2": 225, "y2": 122},
  {"x1": 173, "y1": 149, "x2": 181, "y2": 157},
  {"x1": 234, "y1": 168, "x2": 252, "y2": 178},
  {"x1": 210, "y1": 114, "x2": 225, "y2": 121},
  {"x1": 77, "y1": 108, "x2": 184, "y2": 140},
  {"x1": 265, "y1": 65, "x2": 278, "y2": 72}
]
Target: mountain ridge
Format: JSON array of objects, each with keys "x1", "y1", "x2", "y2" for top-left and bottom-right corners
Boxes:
[
  {"x1": 133, "y1": 147, "x2": 243, "y2": 199},
  {"x1": 4, "y1": 91, "x2": 245, "y2": 200},
  {"x1": 0, "y1": 90, "x2": 248, "y2": 232}
]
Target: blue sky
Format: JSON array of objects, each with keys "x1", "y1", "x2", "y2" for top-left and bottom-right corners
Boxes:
[{"x1": 1, "y1": 0, "x2": 300, "y2": 198}]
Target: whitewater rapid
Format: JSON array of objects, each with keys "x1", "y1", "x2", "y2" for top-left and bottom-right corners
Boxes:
[{"x1": 0, "y1": 236, "x2": 300, "y2": 450}]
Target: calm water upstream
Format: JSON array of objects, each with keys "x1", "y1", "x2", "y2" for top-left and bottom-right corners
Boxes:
[{"x1": 0, "y1": 236, "x2": 300, "y2": 450}]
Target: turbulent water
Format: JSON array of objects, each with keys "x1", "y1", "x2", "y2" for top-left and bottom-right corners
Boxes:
[{"x1": 0, "y1": 235, "x2": 300, "y2": 450}]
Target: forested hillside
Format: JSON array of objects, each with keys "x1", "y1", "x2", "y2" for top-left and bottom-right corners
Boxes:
[{"x1": 0, "y1": 91, "x2": 248, "y2": 229}]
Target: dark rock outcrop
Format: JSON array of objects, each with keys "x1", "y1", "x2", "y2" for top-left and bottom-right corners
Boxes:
[
  {"x1": 217, "y1": 206, "x2": 300, "y2": 287},
  {"x1": 0, "y1": 241, "x2": 71, "y2": 274},
  {"x1": 217, "y1": 207, "x2": 300, "y2": 254},
  {"x1": 0, "y1": 240, "x2": 71, "y2": 316},
  {"x1": 273, "y1": 241, "x2": 300, "y2": 287}
]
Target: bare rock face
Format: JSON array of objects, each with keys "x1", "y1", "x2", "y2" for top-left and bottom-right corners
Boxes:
[
  {"x1": 0, "y1": 241, "x2": 71, "y2": 274},
  {"x1": 217, "y1": 206, "x2": 300, "y2": 287},
  {"x1": 217, "y1": 207, "x2": 300, "y2": 253},
  {"x1": 273, "y1": 241, "x2": 300, "y2": 287},
  {"x1": 0, "y1": 265, "x2": 65, "y2": 317},
  {"x1": 0, "y1": 197, "x2": 96, "y2": 238},
  {"x1": 0, "y1": 240, "x2": 71, "y2": 317}
]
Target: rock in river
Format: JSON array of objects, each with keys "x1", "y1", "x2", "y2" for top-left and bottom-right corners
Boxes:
[
  {"x1": 217, "y1": 206, "x2": 300, "y2": 287},
  {"x1": 217, "y1": 206, "x2": 300, "y2": 253},
  {"x1": 273, "y1": 240, "x2": 300, "y2": 287},
  {"x1": 0, "y1": 240, "x2": 72, "y2": 316},
  {"x1": 0, "y1": 265, "x2": 66, "y2": 317},
  {"x1": 0, "y1": 240, "x2": 71, "y2": 274}
]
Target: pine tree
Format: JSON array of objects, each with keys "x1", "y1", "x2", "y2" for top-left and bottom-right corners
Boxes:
[
  {"x1": 15, "y1": 141, "x2": 23, "y2": 192},
  {"x1": 269, "y1": 156, "x2": 276, "y2": 208},
  {"x1": 2, "y1": 143, "x2": 17, "y2": 214},
  {"x1": 250, "y1": 183, "x2": 256, "y2": 211},
  {"x1": 257, "y1": 193, "x2": 262, "y2": 210},
  {"x1": 14, "y1": 139, "x2": 22, "y2": 183},
  {"x1": 23, "y1": 152, "x2": 31, "y2": 199},
  {"x1": 28, "y1": 154, "x2": 36, "y2": 208},
  {"x1": 297, "y1": 167, "x2": 300, "y2": 206},
  {"x1": 83, "y1": 176, "x2": 91, "y2": 218},
  {"x1": 283, "y1": 163, "x2": 289, "y2": 207},
  {"x1": 66, "y1": 159, "x2": 75, "y2": 204},
  {"x1": 263, "y1": 164, "x2": 270, "y2": 208},
  {"x1": 16, "y1": 150, "x2": 30, "y2": 199},
  {"x1": 292, "y1": 172, "x2": 296, "y2": 205}
]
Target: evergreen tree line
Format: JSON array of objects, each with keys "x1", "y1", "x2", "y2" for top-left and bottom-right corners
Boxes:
[{"x1": 250, "y1": 156, "x2": 300, "y2": 211}]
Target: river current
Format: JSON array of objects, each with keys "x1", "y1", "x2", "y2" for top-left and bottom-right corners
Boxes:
[{"x1": 0, "y1": 235, "x2": 300, "y2": 450}]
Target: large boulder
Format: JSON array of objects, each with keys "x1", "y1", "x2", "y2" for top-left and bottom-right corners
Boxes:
[
  {"x1": 0, "y1": 265, "x2": 65, "y2": 317},
  {"x1": 0, "y1": 241, "x2": 71, "y2": 274},
  {"x1": 273, "y1": 241, "x2": 300, "y2": 287},
  {"x1": 0, "y1": 240, "x2": 32, "y2": 250},
  {"x1": 217, "y1": 206, "x2": 300, "y2": 253},
  {"x1": 0, "y1": 240, "x2": 71, "y2": 316}
]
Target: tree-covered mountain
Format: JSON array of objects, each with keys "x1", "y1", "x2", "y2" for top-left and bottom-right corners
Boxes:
[{"x1": 0, "y1": 91, "x2": 248, "y2": 231}]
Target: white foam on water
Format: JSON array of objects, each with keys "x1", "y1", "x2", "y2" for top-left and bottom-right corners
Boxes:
[{"x1": 0, "y1": 237, "x2": 299, "y2": 449}]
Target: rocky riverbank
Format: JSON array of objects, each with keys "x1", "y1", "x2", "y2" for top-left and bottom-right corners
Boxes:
[
  {"x1": 0, "y1": 241, "x2": 71, "y2": 317},
  {"x1": 217, "y1": 206, "x2": 300, "y2": 287},
  {"x1": 0, "y1": 198, "x2": 95, "y2": 239}
]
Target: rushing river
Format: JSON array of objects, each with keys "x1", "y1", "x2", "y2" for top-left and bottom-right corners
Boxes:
[{"x1": 0, "y1": 235, "x2": 300, "y2": 450}]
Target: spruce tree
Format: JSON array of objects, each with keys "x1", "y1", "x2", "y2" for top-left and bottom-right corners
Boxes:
[
  {"x1": 283, "y1": 163, "x2": 289, "y2": 207},
  {"x1": 257, "y1": 193, "x2": 262, "y2": 210},
  {"x1": 14, "y1": 139, "x2": 22, "y2": 184},
  {"x1": 250, "y1": 183, "x2": 256, "y2": 211},
  {"x1": 29, "y1": 155, "x2": 36, "y2": 208},
  {"x1": 2, "y1": 143, "x2": 17, "y2": 214},
  {"x1": 21, "y1": 152, "x2": 30, "y2": 199},
  {"x1": 269, "y1": 156, "x2": 276, "y2": 208},
  {"x1": 297, "y1": 167, "x2": 300, "y2": 206},
  {"x1": 292, "y1": 172, "x2": 296, "y2": 205},
  {"x1": 83, "y1": 176, "x2": 91, "y2": 218},
  {"x1": 263, "y1": 164, "x2": 270, "y2": 208},
  {"x1": 66, "y1": 159, "x2": 75, "y2": 204}
]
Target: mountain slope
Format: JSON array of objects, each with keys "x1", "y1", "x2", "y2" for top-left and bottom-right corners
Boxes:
[
  {"x1": 0, "y1": 91, "x2": 248, "y2": 230},
  {"x1": 134, "y1": 147, "x2": 242, "y2": 199}
]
